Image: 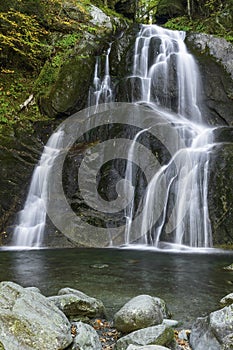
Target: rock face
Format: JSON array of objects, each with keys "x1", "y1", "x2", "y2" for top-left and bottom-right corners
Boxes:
[
  {"x1": 38, "y1": 4, "x2": 127, "y2": 119},
  {"x1": 208, "y1": 143, "x2": 233, "y2": 246},
  {"x1": 114, "y1": 295, "x2": 168, "y2": 333},
  {"x1": 190, "y1": 305, "x2": 233, "y2": 350},
  {"x1": 48, "y1": 287, "x2": 106, "y2": 319},
  {"x1": 0, "y1": 281, "x2": 73, "y2": 350},
  {"x1": 186, "y1": 33, "x2": 233, "y2": 126},
  {"x1": 115, "y1": 324, "x2": 174, "y2": 350}
]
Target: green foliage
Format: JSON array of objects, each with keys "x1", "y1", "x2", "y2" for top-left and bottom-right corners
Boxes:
[
  {"x1": 163, "y1": 0, "x2": 233, "y2": 41},
  {"x1": 0, "y1": 69, "x2": 48, "y2": 128},
  {"x1": 56, "y1": 33, "x2": 80, "y2": 50},
  {"x1": 0, "y1": 10, "x2": 47, "y2": 70}
]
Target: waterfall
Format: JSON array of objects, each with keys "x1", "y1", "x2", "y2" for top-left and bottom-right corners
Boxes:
[
  {"x1": 12, "y1": 130, "x2": 64, "y2": 247},
  {"x1": 125, "y1": 25, "x2": 213, "y2": 248},
  {"x1": 131, "y1": 25, "x2": 202, "y2": 122},
  {"x1": 12, "y1": 24, "x2": 214, "y2": 249},
  {"x1": 124, "y1": 128, "x2": 149, "y2": 244},
  {"x1": 12, "y1": 44, "x2": 113, "y2": 248},
  {"x1": 88, "y1": 44, "x2": 113, "y2": 110}
]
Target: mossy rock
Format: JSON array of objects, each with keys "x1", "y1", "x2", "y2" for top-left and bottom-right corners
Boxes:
[{"x1": 39, "y1": 53, "x2": 95, "y2": 117}]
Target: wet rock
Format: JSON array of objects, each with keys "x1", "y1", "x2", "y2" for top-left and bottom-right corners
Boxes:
[
  {"x1": 0, "y1": 281, "x2": 72, "y2": 350},
  {"x1": 187, "y1": 34, "x2": 233, "y2": 79},
  {"x1": 208, "y1": 143, "x2": 233, "y2": 246},
  {"x1": 186, "y1": 33, "x2": 233, "y2": 126},
  {"x1": 114, "y1": 295, "x2": 166, "y2": 333},
  {"x1": 115, "y1": 324, "x2": 174, "y2": 350},
  {"x1": 67, "y1": 321, "x2": 102, "y2": 350},
  {"x1": 220, "y1": 292, "x2": 233, "y2": 307},
  {"x1": 48, "y1": 287, "x2": 106, "y2": 319},
  {"x1": 190, "y1": 304, "x2": 233, "y2": 350},
  {"x1": 224, "y1": 263, "x2": 233, "y2": 271}
]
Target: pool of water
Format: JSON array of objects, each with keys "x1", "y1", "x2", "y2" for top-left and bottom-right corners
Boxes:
[{"x1": 1, "y1": 247, "x2": 233, "y2": 328}]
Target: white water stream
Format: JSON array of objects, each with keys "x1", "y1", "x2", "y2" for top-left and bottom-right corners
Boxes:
[
  {"x1": 13, "y1": 130, "x2": 64, "y2": 247},
  {"x1": 88, "y1": 44, "x2": 113, "y2": 110}
]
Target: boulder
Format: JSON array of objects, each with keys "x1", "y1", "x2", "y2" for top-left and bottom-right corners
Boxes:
[
  {"x1": 67, "y1": 321, "x2": 102, "y2": 350},
  {"x1": 89, "y1": 5, "x2": 112, "y2": 29},
  {"x1": 220, "y1": 293, "x2": 233, "y2": 307},
  {"x1": 187, "y1": 33, "x2": 233, "y2": 80},
  {"x1": 25, "y1": 286, "x2": 41, "y2": 293},
  {"x1": 48, "y1": 287, "x2": 106, "y2": 319},
  {"x1": 190, "y1": 304, "x2": 233, "y2": 349},
  {"x1": 0, "y1": 281, "x2": 72, "y2": 350},
  {"x1": 114, "y1": 295, "x2": 168, "y2": 333},
  {"x1": 115, "y1": 324, "x2": 174, "y2": 350}
]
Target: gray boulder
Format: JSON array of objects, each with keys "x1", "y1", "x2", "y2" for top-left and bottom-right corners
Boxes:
[
  {"x1": 187, "y1": 33, "x2": 233, "y2": 79},
  {"x1": 190, "y1": 304, "x2": 233, "y2": 350},
  {"x1": 126, "y1": 346, "x2": 170, "y2": 350},
  {"x1": 0, "y1": 281, "x2": 72, "y2": 350},
  {"x1": 48, "y1": 287, "x2": 106, "y2": 319},
  {"x1": 114, "y1": 295, "x2": 167, "y2": 333},
  {"x1": 25, "y1": 286, "x2": 41, "y2": 293},
  {"x1": 89, "y1": 5, "x2": 112, "y2": 29},
  {"x1": 115, "y1": 324, "x2": 174, "y2": 350},
  {"x1": 67, "y1": 321, "x2": 102, "y2": 350}
]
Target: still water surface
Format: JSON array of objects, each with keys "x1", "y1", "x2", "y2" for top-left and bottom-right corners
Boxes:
[{"x1": 1, "y1": 247, "x2": 233, "y2": 327}]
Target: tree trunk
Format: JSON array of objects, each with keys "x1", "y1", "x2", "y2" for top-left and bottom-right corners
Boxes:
[{"x1": 187, "y1": 0, "x2": 191, "y2": 19}]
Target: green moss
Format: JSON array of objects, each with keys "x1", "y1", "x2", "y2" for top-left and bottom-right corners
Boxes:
[{"x1": 0, "y1": 69, "x2": 49, "y2": 134}]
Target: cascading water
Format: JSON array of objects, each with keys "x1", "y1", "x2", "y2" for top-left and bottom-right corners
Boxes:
[
  {"x1": 125, "y1": 24, "x2": 213, "y2": 248},
  {"x1": 12, "y1": 24, "x2": 215, "y2": 249},
  {"x1": 12, "y1": 130, "x2": 64, "y2": 247},
  {"x1": 12, "y1": 44, "x2": 114, "y2": 248},
  {"x1": 124, "y1": 128, "x2": 149, "y2": 244},
  {"x1": 88, "y1": 44, "x2": 113, "y2": 110}
]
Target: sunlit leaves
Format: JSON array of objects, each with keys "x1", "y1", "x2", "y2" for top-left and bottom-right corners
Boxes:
[{"x1": 0, "y1": 10, "x2": 47, "y2": 68}]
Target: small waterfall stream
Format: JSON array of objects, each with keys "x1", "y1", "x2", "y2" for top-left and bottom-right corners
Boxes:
[
  {"x1": 12, "y1": 44, "x2": 113, "y2": 247},
  {"x1": 13, "y1": 130, "x2": 64, "y2": 247},
  {"x1": 12, "y1": 24, "x2": 215, "y2": 249},
  {"x1": 88, "y1": 44, "x2": 113, "y2": 110}
]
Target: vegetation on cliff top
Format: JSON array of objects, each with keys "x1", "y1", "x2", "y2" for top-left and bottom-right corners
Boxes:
[{"x1": 0, "y1": 0, "x2": 232, "y2": 133}]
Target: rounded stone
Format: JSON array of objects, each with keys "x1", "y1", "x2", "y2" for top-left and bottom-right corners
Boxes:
[{"x1": 114, "y1": 295, "x2": 164, "y2": 333}]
